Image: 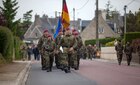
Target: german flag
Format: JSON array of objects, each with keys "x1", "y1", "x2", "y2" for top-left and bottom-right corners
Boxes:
[{"x1": 61, "y1": 0, "x2": 70, "y2": 29}]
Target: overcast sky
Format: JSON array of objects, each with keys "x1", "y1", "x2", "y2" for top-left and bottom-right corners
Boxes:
[{"x1": 0, "y1": 0, "x2": 140, "y2": 21}]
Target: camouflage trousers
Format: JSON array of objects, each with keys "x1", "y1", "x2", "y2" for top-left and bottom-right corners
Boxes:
[
  {"x1": 71, "y1": 51, "x2": 78, "y2": 68},
  {"x1": 117, "y1": 53, "x2": 123, "y2": 65},
  {"x1": 55, "y1": 51, "x2": 62, "y2": 67},
  {"x1": 41, "y1": 54, "x2": 46, "y2": 69},
  {"x1": 44, "y1": 51, "x2": 54, "y2": 69},
  {"x1": 125, "y1": 54, "x2": 132, "y2": 65}
]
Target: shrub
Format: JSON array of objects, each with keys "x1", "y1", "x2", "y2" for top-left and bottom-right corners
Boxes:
[
  {"x1": 0, "y1": 53, "x2": 6, "y2": 64},
  {"x1": 0, "y1": 26, "x2": 14, "y2": 62},
  {"x1": 14, "y1": 36, "x2": 23, "y2": 60},
  {"x1": 85, "y1": 37, "x2": 117, "y2": 46},
  {"x1": 125, "y1": 32, "x2": 140, "y2": 43},
  {"x1": 105, "y1": 41, "x2": 115, "y2": 47}
]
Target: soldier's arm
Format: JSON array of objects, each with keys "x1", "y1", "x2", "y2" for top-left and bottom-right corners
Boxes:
[
  {"x1": 73, "y1": 37, "x2": 78, "y2": 50},
  {"x1": 115, "y1": 45, "x2": 117, "y2": 51},
  {"x1": 37, "y1": 37, "x2": 43, "y2": 51}
]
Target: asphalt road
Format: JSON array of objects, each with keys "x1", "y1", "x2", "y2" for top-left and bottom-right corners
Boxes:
[
  {"x1": 26, "y1": 60, "x2": 97, "y2": 85},
  {"x1": 26, "y1": 59, "x2": 140, "y2": 85}
]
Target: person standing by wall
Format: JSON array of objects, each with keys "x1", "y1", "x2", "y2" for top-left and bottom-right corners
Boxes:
[{"x1": 27, "y1": 45, "x2": 32, "y2": 61}]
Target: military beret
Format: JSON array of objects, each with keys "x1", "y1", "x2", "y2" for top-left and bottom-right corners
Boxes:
[
  {"x1": 73, "y1": 31, "x2": 79, "y2": 35},
  {"x1": 43, "y1": 29, "x2": 48, "y2": 33},
  {"x1": 72, "y1": 29, "x2": 77, "y2": 32},
  {"x1": 47, "y1": 34, "x2": 52, "y2": 37},
  {"x1": 65, "y1": 27, "x2": 70, "y2": 31}
]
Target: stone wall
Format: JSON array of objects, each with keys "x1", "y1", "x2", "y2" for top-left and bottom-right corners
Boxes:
[
  {"x1": 101, "y1": 47, "x2": 117, "y2": 60},
  {"x1": 101, "y1": 46, "x2": 140, "y2": 64}
]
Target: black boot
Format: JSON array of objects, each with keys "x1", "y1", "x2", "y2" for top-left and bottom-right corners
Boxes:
[
  {"x1": 64, "y1": 67, "x2": 71, "y2": 73},
  {"x1": 46, "y1": 68, "x2": 51, "y2": 72}
]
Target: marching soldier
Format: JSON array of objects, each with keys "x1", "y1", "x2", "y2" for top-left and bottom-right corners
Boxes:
[
  {"x1": 37, "y1": 29, "x2": 49, "y2": 70},
  {"x1": 124, "y1": 42, "x2": 133, "y2": 66},
  {"x1": 72, "y1": 31, "x2": 83, "y2": 70},
  {"x1": 115, "y1": 40, "x2": 124, "y2": 65},
  {"x1": 55, "y1": 29, "x2": 63, "y2": 69},
  {"x1": 43, "y1": 34, "x2": 56, "y2": 72},
  {"x1": 60, "y1": 28, "x2": 77, "y2": 73}
]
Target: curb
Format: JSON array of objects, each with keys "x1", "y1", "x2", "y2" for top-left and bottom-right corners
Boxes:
[{"x1": 16, "y1": 61, "x2": 31, "y2": 85}]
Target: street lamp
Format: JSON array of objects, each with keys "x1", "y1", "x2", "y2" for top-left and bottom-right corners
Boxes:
[{"x1": 124, "y1": 5, "x2": 127, "y2": 34}]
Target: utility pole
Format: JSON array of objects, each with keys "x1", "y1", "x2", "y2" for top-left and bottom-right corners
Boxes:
[
  {"x1": 73, "y1": 8, "x2": 75, "y2": 28},
  {"x1": 96, "y1": 0, "x2": 99, "y2": 50},
  {"x1": 124, "y1": 5, "x2": 127, "y2": 34}
]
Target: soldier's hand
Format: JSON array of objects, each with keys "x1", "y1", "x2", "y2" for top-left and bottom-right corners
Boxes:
[{"x1": 69, "y1": 47, "x2": 74, "y2": 52}]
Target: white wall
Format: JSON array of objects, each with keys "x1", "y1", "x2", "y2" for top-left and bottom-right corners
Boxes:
[{"x1": 101, "y1": 47, "x2": 117, "y2": 60}]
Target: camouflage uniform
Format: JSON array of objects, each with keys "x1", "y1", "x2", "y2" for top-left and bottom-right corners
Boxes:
[
  {"x1": 115, "y1": 41, "x2": 124, "y2": 65},
  {"x1": 20, "y1": 44, "x2": 27, "y2": 61},
  {"x1": 80, "y1": 46, "x2": 88, "y2": 59},
  {"x1": 37, "y1": 35, "x2": 48, "y2": 70},
  {"x1": 60, "y1": 30, "x2": 77, "y2": 73},
  {"x1": 55, "y1": 34, "x2": 63, "y2": 69},
  {"x1": 137, "y1": 45, "x2": 140, "y2": 64},
  {"x1": 73, "y1": 33, "x2": 83, "y2": 70},
  {"x1": 124, "y1": 42, "x2": 133, "y2": 66},
  {"x1": 43, "y1": 36, "x2": 56, "y2": 72},
  {"x1": 87, "y1": 45, "x2": 93, "y2": 60}
]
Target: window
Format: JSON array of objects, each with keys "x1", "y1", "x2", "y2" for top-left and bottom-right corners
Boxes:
[{"x1": 98, "y1": 27, "x2": 104, "y2": 33}]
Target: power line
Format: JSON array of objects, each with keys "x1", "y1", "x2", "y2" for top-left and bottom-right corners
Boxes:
[
  {"x1": 76, "y1": 0, "x2": 90, "y2": 10},
  {"x1": 127, "y1": 0, "x2": 135, "y2": 6}
]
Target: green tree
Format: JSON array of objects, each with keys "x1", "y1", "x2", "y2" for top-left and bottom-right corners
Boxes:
[
  {"x1": 126, "y1": 11, "x2": 137, "y2": 32},
  {"x1": 22, "y1": 10, "x2": 33, "y2": 30},
  {"x1": 23, "y1": 10, "x2": 33, "y2": 27},
  {"x1": 0, "y1": 0, "x2": 20, "y2": 34},
  {"x1": 17, "y1": 10, "x2": 33, "y2": 38},
  {"x1": 0, "y1": 11, "x2": 6, "y2": 26},
  {"x1": 136, "y1": 8, "x2": 140, "y2": 31},
  {"x1": 105, "y1": 0, "x2": 113, "y2": 19}
]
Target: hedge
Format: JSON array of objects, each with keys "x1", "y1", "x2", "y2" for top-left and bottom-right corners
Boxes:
[
  {"x1": 0, "y1": 26, "x2": 14, "y2": 62},
  {"x1": 85, "y1": 37, "x2": 117, "y2": 46},
  {"x1": 14, "y1": 36, "x2": 22, "y2": 60},
  {"x1": 125, "y1": 32, "x2": 140, "y2": 43}
]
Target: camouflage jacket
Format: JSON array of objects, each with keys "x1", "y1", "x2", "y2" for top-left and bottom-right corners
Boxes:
[
  {"x1": 115, "y1": 43, "x2": 124, "y2": 54},
  {"x1": 60, "y1": 34, "x2": 77, "y2": 53},
  {"x1": 37, "y1": 36, "x2": 48, "y2": 54},
  {"x1": 124, "y1": 45, "x2": 133, "y2": 55}
]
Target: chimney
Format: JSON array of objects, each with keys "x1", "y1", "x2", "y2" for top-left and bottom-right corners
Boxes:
[{"x1": 55, "y1": 11, "x2": 57, "y2": 18}]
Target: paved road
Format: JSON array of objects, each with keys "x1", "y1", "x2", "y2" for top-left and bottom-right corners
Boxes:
[
  {"x1": 26, "y1": 59, "x2": 140, "y2": 85},
  {"x1": 78, "y1": 59, "x2": 140, "y2": 85},
  {"x1": 26, "y1": 60, "x2": 97, "y2": 85}
]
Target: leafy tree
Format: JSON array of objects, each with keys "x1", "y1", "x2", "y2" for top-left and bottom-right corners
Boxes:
[
  {"x1": 0, "y1": 0, "x2": 20, "y2": 34},
  {"x1": 17, "y1": 10, "x2": 33, "y2": 38},
  {"x1": 135, "y1": 8, "x2": 140, "y2": 31},
  {"x1": 22, "y1": 10, "x2": 33, "y2": 29},
  {"x1": 126, "y1": 11, "x2": 137, "y2": 32},
  {"x1": 0, "y1": 11, "x2": 6, "y2": 26},
  {"x1": 105, "y1": 0, "x2": 113, "y2": 19}
]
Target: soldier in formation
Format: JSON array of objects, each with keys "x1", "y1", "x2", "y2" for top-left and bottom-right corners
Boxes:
[
  {"x1": 37, "y1": 28, "x2": 83, "y2": 73},
  {"x1": 44, "y1": 34, "x2": 56, "y2": 72},
  {"x1": 37, "y1": 30, "x2": 49, "y2": 70},
  {"x1": 72, "y1": 29, "x2": 83, "y2": 70},
  {"x1": 54, "y1": 29, "x2": 63, "y2": 69},
  {"x1": 60, "y1": 28, "x2": 77, "y2": 73}
]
